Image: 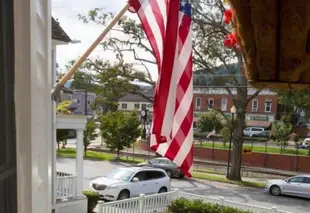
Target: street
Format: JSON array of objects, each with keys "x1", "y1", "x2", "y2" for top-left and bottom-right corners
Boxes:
[{"x1": 57, "y1": 158, "x2": 310, "y2": 213}]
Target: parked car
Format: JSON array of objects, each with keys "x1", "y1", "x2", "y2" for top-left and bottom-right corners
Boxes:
[
  {"x1": 252, "y1": 130, "x2": 270, "y2": 138},
  {"x1": 243, "y1": 127, "x2": 265, "y2": 137},
  {"x1": 90, "y1": 167, "x2": 171, "y2": 201},
  {"x1": 137, "y1": 157, "x2": 184, "y2": 178},
  {"x1": 265, "y1": 175, "x2": 310, "y2": 198},
  {"x1": 297, "y1": 140, "x2": 309, "y2": 149}
]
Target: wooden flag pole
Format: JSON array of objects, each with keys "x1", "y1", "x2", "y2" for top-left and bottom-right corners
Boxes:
[{"x1": 52, "y1": 3, "x2": 130, "y2": 102}]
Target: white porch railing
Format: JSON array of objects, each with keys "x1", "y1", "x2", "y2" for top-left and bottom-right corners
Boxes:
[
  {"x1": 97, "y1": 189, "x2": 291, "y2": 213},
  {"x1": 56, "y1": 172, "x2": 77, "y2": 200},
  {"x1": 98, "y1": 190, "x2": 180, "y2": 213}
]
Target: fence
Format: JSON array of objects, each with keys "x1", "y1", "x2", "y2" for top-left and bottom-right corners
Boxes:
[
  {"x1": 97, "y1": 189, "x2": 291, "y2": 213},
  {"x1": 97, "y1": 190, "x2": 179, "y2": 213},
  {"x1": 55, "y1": 172, "x2": 77, "y2": 200}
]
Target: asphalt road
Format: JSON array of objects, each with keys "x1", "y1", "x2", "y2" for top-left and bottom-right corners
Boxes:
[{"x1": 56, "y1": 158, "x2": 310, "y2": 213}]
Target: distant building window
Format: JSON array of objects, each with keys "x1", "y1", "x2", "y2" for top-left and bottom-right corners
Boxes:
[
  {"x1": 196, "y1": 97, "x2": 201, "y2": 110},
  {"x1": 265, "y1": 100, "x2": 272, "y2": 113},
  {"x1": 221, "y1": 98, "x2": 227, "y2": 111},
  {"x1": 141, "y1": 104, "x2": 147, "y2": 110},
  {"x1": 208, "y1": 98, "x2": 214, "y2": 109},
  {"x1": 72, "y1": 98, "x2": 80, "y2": 104},
  {"x1": 122, "y1": 103, "x2": 127, "y2": 109},
  {"x1": 134, "y1": 103, "x2": 140, "y2": 109},
  {"x1": 252, "y1": 100, "x2": 258, "y2": 112}
]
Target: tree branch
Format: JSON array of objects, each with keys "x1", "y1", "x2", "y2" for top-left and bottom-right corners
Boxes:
[{"x1": 247, "y1": 89, "x2": 261, "y2": 102}]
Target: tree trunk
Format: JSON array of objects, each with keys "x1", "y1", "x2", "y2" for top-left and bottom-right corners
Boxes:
[
  {"x1": 84, "y1": 142, "x2": 87, "y2": 156},
  {"x1": 228, "y1": 88, "x2": 247, "y2": 181},
  {"x1": 117, "y1": 148, "x2": 120, "y2": 156},
  {"x1": 57, "y1": 141, "x2": 60, "y2": 151}
]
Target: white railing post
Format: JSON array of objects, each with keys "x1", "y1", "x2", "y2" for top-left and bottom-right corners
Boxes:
[
  {"x1": 219, "y1": 197, "x2": 224, "y2": 206},
  {"x1": 98, "y1": 201, "x2": 104, "y2": 213},
  {"x1": 174, "y1": 188, "x2": 180, "y2": 199},
  {"x1": 272, "y1": 206, "x2": 278, "y2": 213},
  {"x1": 139, "y1": 194, "x2": 146, "y2": 213}
]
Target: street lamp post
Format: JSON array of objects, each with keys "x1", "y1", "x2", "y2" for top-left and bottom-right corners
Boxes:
[
  {"x1": 226, "y1": 105, "x2": 236, "y2": 178},
  {"x1": 140, "y1": 110, "x2": 148, "y2": 139}
]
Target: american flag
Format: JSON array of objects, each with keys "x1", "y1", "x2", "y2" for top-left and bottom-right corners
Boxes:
[{"x1": 129, "y1": 0, "x2": 193, "y2": 177}]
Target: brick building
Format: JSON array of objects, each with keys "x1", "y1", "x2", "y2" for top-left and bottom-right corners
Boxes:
[{"x1": 193, "y1": 87, "x2": 278, "y2": 128}]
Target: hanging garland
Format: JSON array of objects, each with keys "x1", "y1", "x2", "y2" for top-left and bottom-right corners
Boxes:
[{"x1": 223, "y1": 8, "x2": 239, "y2": 50}]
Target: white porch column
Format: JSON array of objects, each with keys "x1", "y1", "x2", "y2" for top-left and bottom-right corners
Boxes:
[
  {"x1": 51, "y1": 47, "x2": 57, "y2": 206},
  {"x1": 14, "y1": 0, "x2": 52, "y2": 212},
  {"x1": 76, "y1": 129, "x2": 84, "y2": 197}
]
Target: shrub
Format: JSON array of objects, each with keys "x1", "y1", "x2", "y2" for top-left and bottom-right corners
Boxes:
[
  {"x1": 167, "y1": 198, "x2": 252, "y2": 213},
  {"x1": 83, "y1": 189, "x2": 100, "y2": 213}
]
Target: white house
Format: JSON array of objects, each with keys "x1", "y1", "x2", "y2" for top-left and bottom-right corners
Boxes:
[
  {"x1": 51, "y1": 17, "x2": 88, "y2": 213},
  {"x1": 118, "y1": 91, "x2": 154, "y2": 113},
  {"x1": 0, "y1": 0, "x2": 88, "y2": 212}
]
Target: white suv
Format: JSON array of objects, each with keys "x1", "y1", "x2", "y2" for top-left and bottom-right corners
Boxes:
[{"x1": 90, "y1": 167, "x2": 171, "y2": 201}]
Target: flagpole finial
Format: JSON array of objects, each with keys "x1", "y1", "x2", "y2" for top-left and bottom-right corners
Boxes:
[{"x1": 51, "y1": 83, "x2": 63, "y2": 103}]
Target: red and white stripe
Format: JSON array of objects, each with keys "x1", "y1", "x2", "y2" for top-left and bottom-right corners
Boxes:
[{"x1": 129, "y1": 0, "x2": 193, "y2": 177}]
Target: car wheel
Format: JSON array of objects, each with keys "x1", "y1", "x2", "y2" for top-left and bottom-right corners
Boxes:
[
  {"x1": 158, "y1": 187, "x2": 167, "y2": 193},
  {"x1": 270, "y1": 185, "x2": 281, "y2": 196},
  {"x1": 166, "y1": 170, "x2": 172, "y2": 178},
  {"x1": 117, "y1": 190, "x2": 130, "y2": 200}
]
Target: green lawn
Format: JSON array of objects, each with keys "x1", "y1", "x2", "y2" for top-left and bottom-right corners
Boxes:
[
  {"x1": 57, "y1": 148, "x2": 264, "y2": 188},
  {"x1": 198, "y1": 142, "x2": 309, "y2": 156},
  {"x1": 192, "y1": 172, "x2": 265, "y2": 188},
  {"x1": 57, "y1": 148, "x2": 145, "y2": 164}
]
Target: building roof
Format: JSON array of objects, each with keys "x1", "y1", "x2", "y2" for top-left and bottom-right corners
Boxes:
[
  {"x1": 246, "y1": 120, "x2": 272, "y2": 128},
  {"x1": 52, "y1": 17, "x2": 71, "y2": 43},
  {"x1": 119, "y1": 91, "x2": 153, "y2": 102}
]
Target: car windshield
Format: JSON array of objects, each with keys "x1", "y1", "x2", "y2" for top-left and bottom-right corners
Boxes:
[{"x1": 103, "y1": 169, "x2": 134, "y2": 181}]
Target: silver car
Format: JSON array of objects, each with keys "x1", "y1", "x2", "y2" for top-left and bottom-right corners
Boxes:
[
  {"x1": 265, "y1": 175, "x2": 310, "y2": 198},
  {"x1": 137, "y1": 157, "x2": 184, "y2": 178}
]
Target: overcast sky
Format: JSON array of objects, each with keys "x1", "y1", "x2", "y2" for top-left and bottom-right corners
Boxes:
[{"x1": 52, "y1": 0, "x2": 157, "y2": 80}]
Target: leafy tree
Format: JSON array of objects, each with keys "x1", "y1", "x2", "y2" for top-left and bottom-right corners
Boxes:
[
  {"x1": 56, "y1": 100, "x2": 72, "y2": 149},
  {"x1": 83, "y1": 119, "x2": 98, "y2": 156},
  {"x1": 274, "y1": 115, "x2": 292, "y2": 153},
  {"x1": 56, "y1": 129, "x2": 70, "y2": 150},
  {"x1": 198, "y1": 111, "x2": 223, "y2": 132},
  {"x1": 220, "y1": 126, "x2": 231, "y2": 148},
  {"x1": 57, "y1": 100, "x2": 72, "y2": 114},
  {"x1": 100, "y1": 111, "x2": 141, "y2": 156},
  {"x1": 78, "y1": 0, "x2": 260, "y2": 180},
  {"x1": 277, "y1": 89, "x2": 310, "y2": 125}
]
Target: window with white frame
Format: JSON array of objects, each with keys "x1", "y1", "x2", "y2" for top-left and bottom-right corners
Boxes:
[
  {"x1": 72, "y1": 97, "x2": 79, "y2": 104},
  {"x1": 196, "y1": 97, "x2": 201, "y2": 109},
  {"x1": 252, "y1": 99, "x2": 258, "y2": 112},
  {"x1": 221, "y1": 98, "x2": 227, "y2": 111},
  {"x1": 122, "y1": 103, "x2": 127, "y2": 109},
  {"x1": 208, "y1": 98, "x2": 214, "y2": 109},
  {"x1": 265, "y1": 100, "x2": 272, "y2": 112}
]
